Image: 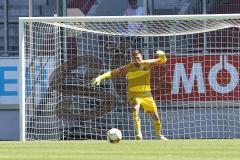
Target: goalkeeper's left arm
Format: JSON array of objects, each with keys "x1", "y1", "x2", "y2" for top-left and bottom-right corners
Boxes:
[
  {"x1": 91, "y1": 65, "x2": 129, "y2": 87},
  {"x1": 144, "y1": 50, "x2": 167, "y2": 65}
]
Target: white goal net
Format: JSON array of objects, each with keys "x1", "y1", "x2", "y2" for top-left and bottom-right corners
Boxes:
[{"x1": 19, "y1": 14, "x2": 240, "y2": 140}]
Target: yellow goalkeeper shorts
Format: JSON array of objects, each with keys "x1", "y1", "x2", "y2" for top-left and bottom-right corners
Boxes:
[{"x1": 128, "y1": 92, "x2": 158, "y2": 112}]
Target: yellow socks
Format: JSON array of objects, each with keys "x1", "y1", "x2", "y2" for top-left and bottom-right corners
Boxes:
[
  {"x1": 132, "y1": 110, "x2": 141, "y2": 136},
  {"x1": 153, "y1": 120, "x2": 161, "y2": 136}
]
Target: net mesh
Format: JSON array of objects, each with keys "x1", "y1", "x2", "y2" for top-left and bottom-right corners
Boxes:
[{"x1": 22, "y1": 16, "x2": 240, "y2": 140}]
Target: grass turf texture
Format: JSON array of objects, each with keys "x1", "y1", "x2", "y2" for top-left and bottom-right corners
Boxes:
[{"x1": 0, "y1": 140, "x2": 239, "y2": 160}]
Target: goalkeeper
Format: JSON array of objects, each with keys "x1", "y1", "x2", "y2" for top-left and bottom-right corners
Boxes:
[{"x1": 91, "y1": 49, "x2": 168, "y2": 140}]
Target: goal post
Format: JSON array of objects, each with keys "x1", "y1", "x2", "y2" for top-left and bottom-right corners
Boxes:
[
  {"x1": 19, "y1": 20, "x2": 25, "y2": 141},
  {"x1": 19, "y1": 14, "x2": 240, "y2": 140}
]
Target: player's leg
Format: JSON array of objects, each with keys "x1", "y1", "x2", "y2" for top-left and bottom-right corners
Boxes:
[
  {"x1": 131, "y1": 103, "x2": 142, "y2": 140},
  {"x1": 128, "y1": 94, "x2": 143, "y2": 140},
  {"x1": 149, "y1": 111, "x2": 161, "y2": 137},
  {"x1": 148, "y1": 111, "x2": 167, "y2": 140},
  {"x1": 141, "y1": 96, "x2": 168, "y2": 140}
]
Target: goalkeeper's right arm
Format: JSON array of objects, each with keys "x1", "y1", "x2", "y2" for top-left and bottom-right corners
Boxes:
[
  {"x1": 91, "y1": 65, "x2": 129, "y2": 87},
  {"x1": 91, "y1": 71, "x2": 111, "y2": 86}
]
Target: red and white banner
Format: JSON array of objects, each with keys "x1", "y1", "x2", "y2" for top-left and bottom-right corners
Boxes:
[{"x1": 152, "y1": 55, "x2": 240, "y2": 101}]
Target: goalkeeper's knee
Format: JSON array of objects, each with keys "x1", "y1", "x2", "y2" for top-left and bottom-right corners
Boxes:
[{"x1": 149, "y1": 111, "x2": 160, "y2": 121}]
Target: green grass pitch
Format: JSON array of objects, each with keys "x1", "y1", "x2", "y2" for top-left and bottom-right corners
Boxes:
[{"x1": 0, "y1": 140, "x2": 240, "y2": 160}]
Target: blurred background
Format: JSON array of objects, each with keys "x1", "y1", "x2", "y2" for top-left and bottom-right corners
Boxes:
[
  {"x1": 0, "y1": 0, "x2": 240, "y2": 140},
  {"x1": 1, "y1": 0, "x2": 240, "y2": 57}
]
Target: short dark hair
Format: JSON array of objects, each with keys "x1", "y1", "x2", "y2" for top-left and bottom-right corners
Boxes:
[{"x1": 132, "y1": 49, "x2": 142, "y2": 56}]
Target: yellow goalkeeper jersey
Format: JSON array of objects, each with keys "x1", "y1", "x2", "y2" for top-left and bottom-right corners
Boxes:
[
  {"x1": 110, "y1": 57, "x2": 167, "y2": 98},
  {"x1": 126, "y1": 61, "x2": 152, "y2": 95}
]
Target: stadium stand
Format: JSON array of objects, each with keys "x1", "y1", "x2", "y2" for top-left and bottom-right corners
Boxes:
[
  {"x1": 68, "y1": 0, "x2": 95, "y2": 15},
  {"x1": 0, "y1": 0, "x2": 56, "y2": 57},
  {"x1": 213, "y1": 0, "x2": 240, "y2": 13},
  {"x1": 152, "y1": 0, "x2": 188, "y2": 15}
]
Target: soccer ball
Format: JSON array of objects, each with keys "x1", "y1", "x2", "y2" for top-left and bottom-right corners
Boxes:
[{"x1": 107, "y1": 128, "x2": 122, "y2": 143}]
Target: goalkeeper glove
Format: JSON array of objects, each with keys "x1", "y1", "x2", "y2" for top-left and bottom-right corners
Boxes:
[
  {"x1": 155, "y1": 50, "x2": 166, "y2": 58},
  {"x1": 91, "y1": 77, "x2": 101, "y2": 87},
  {"x1": 90, "y1": 72, "x2": 111, "y2": 87}
]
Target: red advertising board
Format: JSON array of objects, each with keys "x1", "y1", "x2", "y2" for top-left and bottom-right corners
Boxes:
[{"x1": 152, "y1": 55, "x2": 240, "y2": 101}]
